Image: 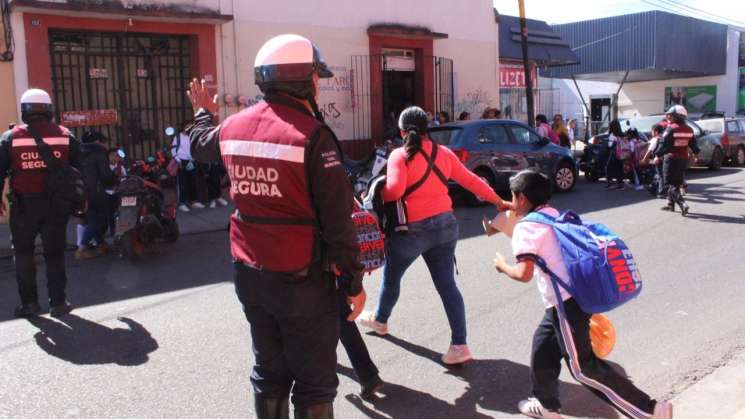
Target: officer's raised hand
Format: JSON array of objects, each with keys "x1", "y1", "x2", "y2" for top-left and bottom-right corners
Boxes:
[{"x1": 187, "y1": 78, "x2": 218, "y2": 115}]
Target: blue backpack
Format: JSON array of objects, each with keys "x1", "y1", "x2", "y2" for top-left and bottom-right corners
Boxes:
[{"x1": 520, "y1": 210, "x2": 642, "y2": 314}]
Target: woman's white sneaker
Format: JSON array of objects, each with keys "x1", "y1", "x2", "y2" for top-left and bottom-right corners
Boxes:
[
  {"x1": 441, "y1": 344, "x2": 473, "y2": 365},
  {"x1": 216, "y1": 197, "x2": 229, "y2": 206},
  {"x1": 357, "y1": 310, "x2": 388, "y2": 335},
  {"x1": 652, "y1": 401, "x2": 673, "y2": 419},
  {"x1": 518, "y1": 397, "x2": 562, "y2": 419}
]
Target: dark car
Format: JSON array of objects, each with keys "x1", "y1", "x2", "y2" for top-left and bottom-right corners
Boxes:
[
  {"x1": 430, "y1": 119, "x2": 577, "y2": 205},
  {"x1": 580, "y1": 115, "x2": 725, "y2": 182}
]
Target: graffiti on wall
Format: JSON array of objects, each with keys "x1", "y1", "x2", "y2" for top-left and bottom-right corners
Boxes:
[
  {"x1": 455, "y1": 89, "x2": 493, "y2": 117},
  {"x1": 319, "y1": 101, "x2": 346, "y2": 130}
]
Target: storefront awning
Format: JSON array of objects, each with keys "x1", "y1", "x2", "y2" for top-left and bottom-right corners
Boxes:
[
  {"x1": 10, "y1": 0, "x2": 233, "y2": 23},
  {"x1": 498, "y1": 15, "x2": 578, "y2": 67},
  {"x1": 368, "y1": 24, "x2": 448, "y2": 40}
]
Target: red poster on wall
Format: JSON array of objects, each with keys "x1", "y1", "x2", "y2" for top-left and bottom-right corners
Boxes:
[
  {"x1": 61, "y1": 109, "x2": 119, "y2": 127},
  {"x1": 500, "y1": 64, "x2": 538, "y2": 89}
]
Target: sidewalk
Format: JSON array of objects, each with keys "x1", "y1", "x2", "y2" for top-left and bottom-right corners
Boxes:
[
  {"x1": 672, "y1": 350, "x2": 745, "y2": 419},
  {"x1": 0, "y1": 203, "x2": 233, "y2": 258}
]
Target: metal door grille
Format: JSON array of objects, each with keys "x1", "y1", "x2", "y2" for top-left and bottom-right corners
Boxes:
[
  {"x1": 350, "y1": 54, "x2": 375, "y2": 141},
  {"x1": 49, "y1": 30, "x2": 193, "y2": 159},
  {"x1": 433, "y1": 57, "x2": 454, "y2": 121}
]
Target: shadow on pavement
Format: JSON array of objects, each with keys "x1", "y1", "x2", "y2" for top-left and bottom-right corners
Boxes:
[
  {"x1": 26, "y1": 314, "x2": 158, "y2": 366},
  {"x1": 347, "y1": 334, "x2": 619, "y2": 418},
  {"x1": 0, "y1": 231, "x2": 233, "y2": 323}
]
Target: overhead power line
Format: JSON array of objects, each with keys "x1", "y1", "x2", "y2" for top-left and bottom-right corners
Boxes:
[{"x1": 638, "y1": 0, "x2": 745, "y2": 28}]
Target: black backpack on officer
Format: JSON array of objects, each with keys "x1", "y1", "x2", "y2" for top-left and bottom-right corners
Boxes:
[{"x1": 27, "y1": 124, "x2": 86, "y2": 214}]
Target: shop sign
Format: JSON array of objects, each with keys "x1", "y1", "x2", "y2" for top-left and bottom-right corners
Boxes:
[
  {"x1": 89, "y1": 68, "x2": 109, "y2": 79},
  {"x1": 499, "y1": 64, "x2": 537, "y2": 89},
  {"x1": 61, "y1": 109, "x2": 119, "y2": 127},
  {"x1": 664, "y1": 85, "x2": 717, "y2": 113}
]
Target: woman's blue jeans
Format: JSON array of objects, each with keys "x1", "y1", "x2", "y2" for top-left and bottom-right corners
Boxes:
[{"x1": 374, "y1": 211, "x2": 467, "y2": 345}]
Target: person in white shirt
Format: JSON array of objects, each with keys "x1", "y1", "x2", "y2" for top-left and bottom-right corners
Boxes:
[
  {"x1": 172, "y1": 121, "x2": 205, "y2": 212},
  {"x1": 493, "y1": 170, "x2": 672, "y2": 419}
]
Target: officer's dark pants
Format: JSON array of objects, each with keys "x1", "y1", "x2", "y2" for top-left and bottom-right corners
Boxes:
[
  {"x1": 663, "y1": 156, "x2": 688, "y2": 210},
  {"x1": 234, "y1": 262, "x2": 339, "y2": 409},
  {"x1": 9, "y1": 196, "x2": 69, "y2": 306},
  {"x1": 337, "y1": 287, "x2": 378, "y2": 384}
]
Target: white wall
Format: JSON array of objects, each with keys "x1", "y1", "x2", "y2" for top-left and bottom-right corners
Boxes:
[{"x1": 212, "y1": 0, "x2": 498, "y2": 140}]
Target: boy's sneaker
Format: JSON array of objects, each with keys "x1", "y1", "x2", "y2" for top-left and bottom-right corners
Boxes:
[
  {"x1": 216, "y1": 197, "x2": 229, "y2": 207},
  {"x1": 441, "y1": 344, "x2": 473, "y2": 365},
  {"x1": 191, "y1": 202, "x2": 205, "y2": 209},
  {"x1": 518, "y1": 398, "x2": 562, "y2": 419},
  {"x1": 209, "y1": 200, "x2": 217, "y2": 209},
  {"x1": 357, "y1": 310, "x2": 388, "y2": 336},
  {"x1": 651, "y1": 401, "x2": 672, "y2": 419},
  {"x1": 680, "y1": 204, "x2": 689, "y2": 217},
  {"x1": 634, "y1": 185, "x2": 645, "y2": 191},
  {"x1": 178, "y1": 204, "x2": 190, "y2": 213}
]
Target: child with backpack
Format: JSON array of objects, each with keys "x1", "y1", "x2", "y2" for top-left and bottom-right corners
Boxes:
[{"x1": 492, "y1": 170, "x2": 672, "y2": 419}]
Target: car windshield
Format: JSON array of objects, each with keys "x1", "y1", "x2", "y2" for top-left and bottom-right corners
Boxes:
[
  {"x1": 430, "y1": 127, "x2": 463, "y2": 146},
  {"x1": 696, "y1": 119, "x2": 724, "y2": 134},
  {"x1": 626, "y1": 116, "x2": 666, "y2": 133}
]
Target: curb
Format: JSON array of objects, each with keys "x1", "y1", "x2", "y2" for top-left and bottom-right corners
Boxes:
[{"x1": 672, "y1": 350, "x2": 745, "y2": 419}]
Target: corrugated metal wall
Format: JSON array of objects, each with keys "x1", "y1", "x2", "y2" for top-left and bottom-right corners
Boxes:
[{"x1": 542, "y1": 11, "x2": 727, "y2": 80}]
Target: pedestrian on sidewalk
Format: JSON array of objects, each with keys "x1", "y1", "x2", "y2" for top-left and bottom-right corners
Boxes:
[
  {"x1": 187, "y1": 34, "x2": 367, "y2": 419},
  {"x1": 202, "y1": 162, "x2": 229, "y2": 208},
  {"x1": 536, "y1": 115, "x2": 559, "y2": 145},
  {"x1": 642, "y1": 124, "x2": 666, "y2": 198},
  {"x1": 493, "y1": 170, "x2": 673, "y2": 419},
  {"x1": 172, "y1": 120, "x2": 205, "y2": 212},
  {"x1": 105, "y1": 148, "x2": 126, "y2": 235},
  {"x1": 0, "y1": 89, "x2": 80, "y2": 318},
  {"x1": 76, "y1": 130, "x2": 117, "y2": 260},
  {"x1": 358, "y1": 106, "x2": 511, "y2": 365}
]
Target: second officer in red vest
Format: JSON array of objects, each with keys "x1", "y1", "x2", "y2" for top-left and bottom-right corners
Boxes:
[
  {"x1": 655, "y1": 105, "x2": 699, "y2": 216},
  {"x1": 187, "y1": 34, "x2": 366, "y2": 419}
]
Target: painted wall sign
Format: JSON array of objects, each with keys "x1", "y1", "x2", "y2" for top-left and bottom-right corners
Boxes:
[
  {"x1": 499, "y1": 64, "x2": 537, "y2": 89},
  {"x1": 665, "y1": 85, "x2": 717, "y2": 113},
  {"x1": 88, "y1": 68, "x2": 109, "y2": 79},
  {"x1": 61, "y1": 109, "x2": 119, "y2": 127}
]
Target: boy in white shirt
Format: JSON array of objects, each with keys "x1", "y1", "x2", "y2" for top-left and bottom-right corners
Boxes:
[{"x1": 493, "y1": 170, "x2": 672, "y2": 419}]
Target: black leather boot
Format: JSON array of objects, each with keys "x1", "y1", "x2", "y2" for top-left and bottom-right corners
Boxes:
[
  {"x1": 294, "y1": 403, "x2": 333, "y2": 419},
  {"x1": 254, "y1": 395, "x2": 289, "y2": 419},
  {"x1": 13, "y1": 302, "x2": 41, "y2": 318}
]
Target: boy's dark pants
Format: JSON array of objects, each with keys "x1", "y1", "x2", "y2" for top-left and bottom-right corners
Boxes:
[
  {"x1": 531, "y1": 298, "x2": 656, "y2": 418},
  {"x1": 337, "y1": 287, "x2": 379, "y2": 383}
]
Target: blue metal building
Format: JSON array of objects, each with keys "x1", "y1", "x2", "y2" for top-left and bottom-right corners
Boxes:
[{"x1": 541, "y1": 11, "x2": 728, "y2": 82}]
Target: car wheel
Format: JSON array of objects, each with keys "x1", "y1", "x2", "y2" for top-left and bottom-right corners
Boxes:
[
  {"x1": 736, "y1": 146, "x2": 745, "y2": 167},
  {"x1": 465, "y1": 169, "x2": 495, "y2": 207},
  {"x1": 584, "y1": 170, "x2": 598, "y2": 182},
  {"x1": 555, "y1": 161, "x2": 576, "y2": 192},
  {"x1": 708, "y1": 147, "x2": 723, "y2": 171}
]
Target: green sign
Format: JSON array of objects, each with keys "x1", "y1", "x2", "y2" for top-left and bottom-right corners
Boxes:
[
  {"x1": 739, "y1": 67, "x2": 745, "y2": 111},
  {"x1": 665, "y1": 85, "x2": 718, "y2": 113}
]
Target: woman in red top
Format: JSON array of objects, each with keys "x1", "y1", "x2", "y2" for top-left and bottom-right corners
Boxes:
[{"x1": 359, "y1": 106, "x2": 510, "y2": 364}]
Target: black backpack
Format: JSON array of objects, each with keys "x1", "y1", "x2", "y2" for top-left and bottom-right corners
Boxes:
[{"x1": 27, "y1": 124, "x2": 87, "y2": 214}]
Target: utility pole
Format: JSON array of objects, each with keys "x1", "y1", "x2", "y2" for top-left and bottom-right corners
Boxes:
[{"x1": 518, "y1": 0, "x2": 535, "y2": 127}]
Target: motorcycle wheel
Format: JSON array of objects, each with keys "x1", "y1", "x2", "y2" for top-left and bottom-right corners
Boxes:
[
  {"x1": 118, "y1": 230, "x2": 142, "y2": 261},
  {"x1": 162, "y1": 218, "x2": 180, "y2": 243}
]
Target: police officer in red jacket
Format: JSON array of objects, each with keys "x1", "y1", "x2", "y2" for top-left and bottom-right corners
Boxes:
[
  {"x1": 187, "y1": 34, "x2": 366, "y2": 419},
  {"x1": 655, "y1": 105, "x2": 699, "y2": 215},
  {"x1": 0, "y1": 89, "x2": 81, "y2": 317}
]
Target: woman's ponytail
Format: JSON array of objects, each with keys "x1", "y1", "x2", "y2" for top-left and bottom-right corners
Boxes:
[
  {"x1": 397, "y1": 106, "x2": 429, "y2": 162},
  {"x1": 404, "y1": 128, "x2": 422, "y2": 161}
]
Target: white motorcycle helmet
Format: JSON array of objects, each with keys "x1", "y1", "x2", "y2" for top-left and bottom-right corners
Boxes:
[
  {"x1": 20, "y1": 88, "x2": 54, "y2": 123},
  {"x1": 254, "y1": 34, "x2": 333, "y2": 120},
  {"x1": 665, "y1": 104, "x2": 688, "y2": 120}
]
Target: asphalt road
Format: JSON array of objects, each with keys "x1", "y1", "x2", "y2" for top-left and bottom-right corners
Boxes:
[{"x1": 1, "y1": 167, "x2": 744, "y2": 419}]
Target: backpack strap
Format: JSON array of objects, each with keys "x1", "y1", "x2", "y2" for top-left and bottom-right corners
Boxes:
[
  {"x1": 402, "y1": 143, "x2": 448, "y2": 198},
  {"x1": 28, "y1": 124, "x2": 61, "y2": 170}
]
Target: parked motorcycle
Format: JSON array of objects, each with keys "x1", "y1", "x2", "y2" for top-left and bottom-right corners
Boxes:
[
  {"x1": 343, "y1": 139, "x2": 400, "y2": 197},
  {"x1": 114, "y1": 127, "x2": 180, "y2": 260}
]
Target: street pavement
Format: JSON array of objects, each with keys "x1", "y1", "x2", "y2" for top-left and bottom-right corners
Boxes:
[{"x1": 1, "y1": 167, "x2": 744, "y2": 419}]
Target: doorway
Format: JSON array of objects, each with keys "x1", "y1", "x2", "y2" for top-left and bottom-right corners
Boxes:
[
  {"x1": 590, "y1": 97, "x2": 612, "y2": 135},
  {"x1": 382, "y1": 70, "x2": 416, "y2": 139}
]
